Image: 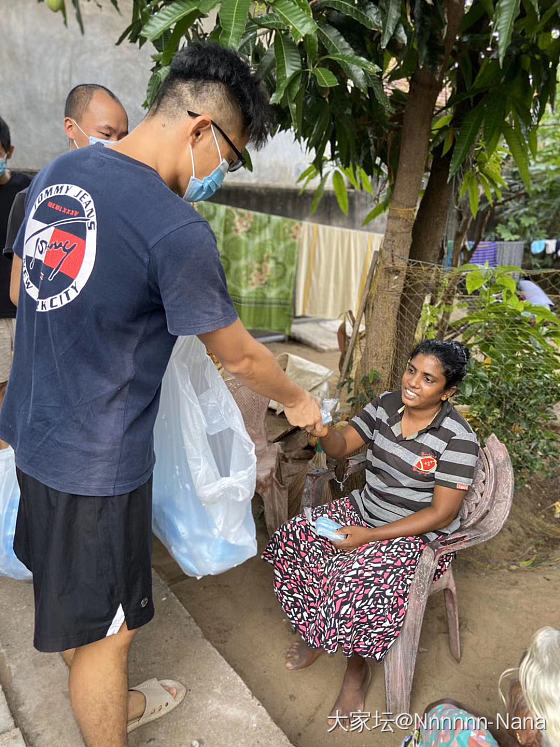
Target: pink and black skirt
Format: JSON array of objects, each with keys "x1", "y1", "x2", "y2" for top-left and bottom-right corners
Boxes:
[{"x1": 262, "y1": 497, "x2": 453, "y2": 661}]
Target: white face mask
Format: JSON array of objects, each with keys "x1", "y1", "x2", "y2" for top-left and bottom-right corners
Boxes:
[{"x1": 70, "y1": 119, "x2": 117, "y2": 149}]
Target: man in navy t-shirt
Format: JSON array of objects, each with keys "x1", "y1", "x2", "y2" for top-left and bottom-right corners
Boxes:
[{"x1": 1, "y1": 42, "x2": 322, "y2": 745}]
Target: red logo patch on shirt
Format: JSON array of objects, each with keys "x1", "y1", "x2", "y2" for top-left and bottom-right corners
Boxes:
[
  {"x1": 456, "y1": 483, "x2": 469, "y2": 490},
  {"x1": 413, "y1": 453, "x2": 438, "y2": 474}
]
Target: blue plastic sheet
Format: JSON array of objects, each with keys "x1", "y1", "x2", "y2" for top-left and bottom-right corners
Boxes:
[{"x1": 153, "y1": 337, "x2": 257, "y2": 578}]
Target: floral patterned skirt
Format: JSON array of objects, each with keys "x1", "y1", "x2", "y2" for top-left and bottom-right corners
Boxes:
[{"x1": 262, "y1": 497, "x2": 453, "y2": 661}]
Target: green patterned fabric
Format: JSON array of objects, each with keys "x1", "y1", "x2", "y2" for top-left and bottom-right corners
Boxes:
[{"x1": 196, "y1": 202, "x2": 301, "y2": 334}]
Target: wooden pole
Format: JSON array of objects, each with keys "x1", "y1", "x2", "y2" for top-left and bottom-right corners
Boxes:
[{"x1": 335, "y1": 250, "x2": 379, "y2": 399}]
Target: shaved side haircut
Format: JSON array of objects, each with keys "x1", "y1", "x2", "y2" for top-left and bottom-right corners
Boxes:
[{"x1": 150, "y1": 42, "x2": 271, "y2": 148}]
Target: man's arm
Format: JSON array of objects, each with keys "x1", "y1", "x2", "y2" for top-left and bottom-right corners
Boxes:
[
  {"x1": 199, "y1": 320, "x2": 322, "y2": 431},
  {"x1": 10, "y1": 256, "x2": 22, "y2": 307}
]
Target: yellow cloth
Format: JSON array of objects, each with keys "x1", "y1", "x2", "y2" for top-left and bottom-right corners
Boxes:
[{"x1": 295, "y1": 222, "x2": 383, "y2": 318}]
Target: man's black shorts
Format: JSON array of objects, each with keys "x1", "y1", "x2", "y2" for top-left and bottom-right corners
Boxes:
[{"x1": 14, "y1": 470, "x2": 154, "y2": 653}]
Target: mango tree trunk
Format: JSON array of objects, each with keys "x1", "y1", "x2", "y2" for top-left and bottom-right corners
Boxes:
[
  {"x1": 390, "y1": 147, "x2": 454, "y2": 384},
  {"x1": 361, "y1": 0, "x2": 465, "y2": 393}
]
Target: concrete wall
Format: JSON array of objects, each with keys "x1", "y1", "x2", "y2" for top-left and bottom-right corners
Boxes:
[
  {"x1": 211, "y1": 184, "x2": 387, "y2": 233},
  {"x1": 2, "y1": 0, "x2": 312, "y2": 182},
  {"x1": 2, "y1": 0, "x2": 153, "y2": 169},
  {"x1": 2, "y1": 0, "x2": 386, "y2": 231}
]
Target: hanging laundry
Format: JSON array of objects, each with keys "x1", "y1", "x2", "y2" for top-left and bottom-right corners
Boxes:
[
  {"x1": 545, "y1": 239, "x2": 556, "y2": 255},
  {"x1": 295, "y1": 222, "x2": 383, "y2": 318},
  {"x1": 496, "y1": 241, "x2": 524, "y2": 268},
  {"x1": 531, "y1": 239, "x2": 546, "y2": 255},
  {"x1": 197, "y1": 202, "x2": 301, "y2": 334},
  {"x1": 556, "y1": 239, "x2": 560, "y2": 259},
  {"x1": 469, "y1": 241, "x2": 498, "y2": 267}
]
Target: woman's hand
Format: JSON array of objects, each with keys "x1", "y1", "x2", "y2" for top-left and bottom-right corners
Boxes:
[{"x1": 335, "y1": 525, "x2": 376, "y2": 551}]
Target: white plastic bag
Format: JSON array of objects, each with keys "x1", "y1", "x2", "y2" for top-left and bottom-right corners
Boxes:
[
  {"x1": 153, "y1": 336, "x2": 257, "y2": 577},
  {"x1": 0, "y1": 447, "x2": 31, "y2": 580}
]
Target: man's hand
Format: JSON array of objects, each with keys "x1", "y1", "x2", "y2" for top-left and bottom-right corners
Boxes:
[
  {"x1": 283, "y1": 390, "x2": 323, "y2": 433},
  {"x1": 335, "y1": 525, "x2": 376, "y2": 551}
]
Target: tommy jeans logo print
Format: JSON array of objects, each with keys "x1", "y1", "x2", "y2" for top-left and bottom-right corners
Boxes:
[
  {"x1": 413, "y1": 453, "x2": 438, "y2": 474},
  {"x1": 22, "y1": 184, "x2": 97, "y2": 312}
]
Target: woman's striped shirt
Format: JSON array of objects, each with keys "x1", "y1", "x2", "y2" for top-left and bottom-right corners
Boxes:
[{"x1": 349, "y1": 391, "x2": 479, "y2": 541}]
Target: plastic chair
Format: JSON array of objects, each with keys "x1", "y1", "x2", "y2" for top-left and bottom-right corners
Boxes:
[
  {"x1": 226, "y1": 378, "x2": 288, "y2": 536},
  {"x1": 302, "y1": 433, "x2": 514, "y2": 714}
]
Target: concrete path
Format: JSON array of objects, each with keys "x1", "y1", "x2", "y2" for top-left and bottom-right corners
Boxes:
[{"x1": 0, "y1": 571, "x2": 292, "y2": 747}]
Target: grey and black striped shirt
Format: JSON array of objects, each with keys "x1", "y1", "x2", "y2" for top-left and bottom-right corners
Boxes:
[{"x1": 349, "y1": 391, "x2": 479, "y2": 541}]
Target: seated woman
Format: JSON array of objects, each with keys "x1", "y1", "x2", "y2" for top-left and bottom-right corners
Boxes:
[
  {"x1": 263, "y1": 339, "x2": 479, "y2": 722},
  {"x1": 403, "y1": 626, "x2": 560, "y2": 746}
]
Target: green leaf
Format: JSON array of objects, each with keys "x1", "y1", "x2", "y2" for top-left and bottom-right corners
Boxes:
[
  {"x1": 466, "y1": 269, "x2": 487, "y2": 294},
  {"x1": 315, "y1": 0, "x2": 382, "y2": 29},
  {"x1": 219, "y1": 0, "x2": 252, "y2": 47},
  {"x1": 496, "y1": 274, "x2": 517, "y2": 294},
  {"x1": 311, "y1": 174, "x2": 329, "y2": 214},
  {"x1": 503, "y1": 123, "x2": 531, "y2": 190},
  {"x1": 442, "y1": 130, "x2": 454, "y2": 156},
  {"x1": 305, "y1": 32, "x2": 318, "y2": 64},
  {"x1": 343, "y1": 167, "x2": 360, "y2": 190},
  {"x1": 257, "y1": 44, "x2": 276, "y2": 79},
  {"x1": 292, "y1": 0, "x2": 313, "y2": 17},
  {"x1": 360, "y1": 168, "x2": 374, "y2": 195},
  {"x1": 253, "y1": 13, "x2": 287, "y2": 30},
  {"x1": 271, "y1": 33, "x2": 302, "y2": 102},
  {"x1": 160, "y1": 13, "x2": 195, "y2": 65},
  {"x1": 450, "y1": 105, "x2": 485, "y2": 176},
  {"x1": 363, "y1": 196, "x2": 390, "y2": 224},
  {"x1": 287, "y1": 72, "x2": 303, "y2": 129},
  {"x1": 141, "y1": 0, "x2": 204, "y2": 41},
  {"x1": 482, "y1": 91, "x2": 507, "y2": 153},
  {"x1": 323, "y1": 54, "x2": 379, "y2": 75},
  {"x1": 144, "y1": 65, "x2": 170, "y2": 108},
  {"x1": 309, "y1": 100, "x2": 331, "y2": 149},
  {"x1": 332, "y1": 171, "x2": 349, "y2": 215},
  {"x1": 472, "y1": 59, "x2": 500, "y2": 90},
  {"x1": 381, "y1": 0, "x2": 402, "y2": 49},
  {"x1": 494, "y1": 0, "x2": 522, "y2": 66},
  {"x1": 527, "y1": 127, "x2": 538, "y2": 158},
  {"x1": 468, "y1": 173, "x2": 480, "y2": 217},
  {"x1": 318, "y1": 25, "x2": 368, "y2": 90},
  {"x1": 478, "y1": 172, "x2": 494, "y2": 204},
  {"x1": 369, "y1": 74, "x2": 392, "y2": 113},
  {"x1": 433, "y1": 113, "x2": 453, "y2": 131},
  {"x1": 313, "y1": 67, "x2": 338, "y2": 87},
  {"x1": 270, "y1": 0, "x2": 317, "y2": 39},
  {"x1": 243, "y1": 148, "x2": 253, "y2": 173}
]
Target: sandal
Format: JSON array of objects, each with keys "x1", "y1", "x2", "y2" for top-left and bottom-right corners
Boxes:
[{"x1": 127, "y1": 677, "x2": 186, "y2": 734}]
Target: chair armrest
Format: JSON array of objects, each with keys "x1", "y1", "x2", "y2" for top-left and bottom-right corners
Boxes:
[{"x1": 429, "y1": 529, "x2": 483, "y2": 560}]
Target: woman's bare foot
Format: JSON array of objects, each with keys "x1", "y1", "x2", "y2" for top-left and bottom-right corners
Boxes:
[
  {"x1": 327, "y1": 655, "x2": 371, "y2": 727},
  {"x1": 285, "y1": 640, "x2": 323, "y2": 671}
]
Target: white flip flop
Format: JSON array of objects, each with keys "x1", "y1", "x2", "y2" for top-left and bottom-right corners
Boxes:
[{"x1": 127, "y1": 677, "x2": 186, "y2": 734}]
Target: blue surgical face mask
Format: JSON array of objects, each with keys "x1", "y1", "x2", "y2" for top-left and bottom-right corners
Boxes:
[
  {"x1": 0, "y1": 158, "x2": 7, "y2": 178},
  {"x1": 183, "y1": 126, "x2": 229, "y2": 202},
  {"x1": 71, "y1": 119, "x2": 117, "y2": 149}
]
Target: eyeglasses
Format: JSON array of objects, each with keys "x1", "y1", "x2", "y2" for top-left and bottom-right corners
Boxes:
[{"x1": 187, "y1": 110, "x2": 246, "y2": 172}]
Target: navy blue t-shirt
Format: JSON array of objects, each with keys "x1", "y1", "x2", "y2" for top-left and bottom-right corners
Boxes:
[{"x1": 0, "y1": 145, "x2": 238, "y2": 495}]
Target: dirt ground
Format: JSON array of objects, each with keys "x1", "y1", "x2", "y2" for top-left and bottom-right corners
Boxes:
[{"x1": 153, "y1": 339, "x2": 560, "y2": 747}]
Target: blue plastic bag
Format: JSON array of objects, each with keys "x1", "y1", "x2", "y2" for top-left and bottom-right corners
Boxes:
[
  {"x1": 0, "y1": 447, "x2": 32, "y2": 580},
  {"x1": 153, "y1": 336, "x2": 257, "y2": 578}
]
